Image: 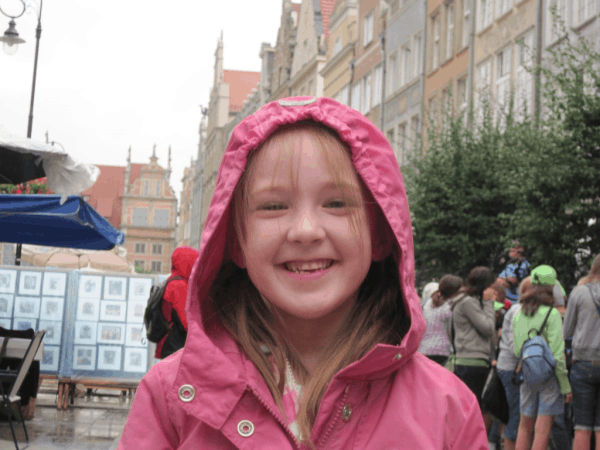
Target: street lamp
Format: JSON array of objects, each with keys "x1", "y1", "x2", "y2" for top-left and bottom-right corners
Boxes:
[
  {"x1": 1, "y1": 0, "x2": 43, "y2": 266},
  {"x1": 0, "y1": 0, "x2": 43, "y2": 139}
]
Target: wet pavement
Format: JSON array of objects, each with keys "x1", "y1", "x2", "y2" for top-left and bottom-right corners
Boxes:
[{"x1": 0, "y1": 387, "x2": 131, "y2": 450}]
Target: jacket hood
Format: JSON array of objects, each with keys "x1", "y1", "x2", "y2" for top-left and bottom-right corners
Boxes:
[
  {"x1": 175, "y1": 97, "x2": 425, "y2": 410},
  {"x1": 171, "y1": 246, "x2": 199, "y2": 279}
]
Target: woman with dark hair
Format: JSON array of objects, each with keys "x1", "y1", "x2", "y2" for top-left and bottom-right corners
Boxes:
[
  {"x1": 513, "y1": 265, "x2": 571, "y2": 450},
  {"x1": 564, "y1": 255, "x2": 600, "y2": 450},
  {"x1": 449, "y1": 266, "x2": 496, "y2": 431},
  {"x1": 418, "y1": 274, "x2": 463, "y2": 366}
]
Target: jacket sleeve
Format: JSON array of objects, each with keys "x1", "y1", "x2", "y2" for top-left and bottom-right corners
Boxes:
[
  {"x1": 562, "y1": 287, "x2": 580, "y2": 340},
  {"x1": 118, "y1": 368, "x2": 179, "y2": 449},
  {"x1": 461, "y1": 297, "x2": 495, "y2": 339},
  {"x1": 450, "y1": 395, "x2": 489, "y2": 450},
  {"x1": 546, "y1": 309, "x2": 571, "y2": 394},
  {"x1": 164, "y1": 280, "x2": 189, "y2": 330}
]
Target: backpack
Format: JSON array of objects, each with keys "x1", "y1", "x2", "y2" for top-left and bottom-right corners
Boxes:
[
  {"x1": 144, "y1": 276, "x2": 184, "y2": 344},
  {"x1": 515, "y1": 306, "x2": 556, "y2": 386}
]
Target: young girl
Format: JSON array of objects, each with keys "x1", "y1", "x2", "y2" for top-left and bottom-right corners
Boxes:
[
  {"x1": 418, "y1": 274, "x2": 463, "y2": 366},
  {"x1": 119, "y1": 97, "x2": 487, "y2": 449},
  {"x1": 513, "y1": 265, "x2": 572, "y2": 450}
]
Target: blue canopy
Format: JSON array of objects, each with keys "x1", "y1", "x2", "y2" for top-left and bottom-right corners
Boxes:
[{"x1": 0, "y1": 195, "x2": 124, "y2": 250}]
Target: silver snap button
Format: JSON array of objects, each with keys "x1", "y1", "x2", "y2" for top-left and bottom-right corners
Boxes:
[
  {"x1": 237, "y1": 420, "x2": 254, "y2": 437},
  {"x1": 178, "y1": 384, "x2": 195, "y2": 402},
  {"x1": 393, "y1": 353, "x2": 402, "y2": 361},
  {"x1": 341, "y1": 404, "x2": 352, "y2": 422}
]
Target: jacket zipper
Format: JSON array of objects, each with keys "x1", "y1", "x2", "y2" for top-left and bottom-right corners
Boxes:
[
  {"x1": 251, "y1": 388, "x2": 303, "y2": 450},
  {"x1": 315, "y1": 387, "x2": 349, "y2": 450}
]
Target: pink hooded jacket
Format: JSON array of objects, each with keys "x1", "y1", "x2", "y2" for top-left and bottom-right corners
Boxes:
[{"x1": 119, "y1": 97, "x2": 488, "y2": 449}]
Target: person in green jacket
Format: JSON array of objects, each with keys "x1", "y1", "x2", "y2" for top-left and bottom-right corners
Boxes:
[{"x1": 513, "y1": 265, "x2": 572, "y2": 450}]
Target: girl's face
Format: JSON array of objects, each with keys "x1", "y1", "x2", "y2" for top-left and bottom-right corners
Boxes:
[{"x1": 241, "y1": 130, "x2": 372, "y2": 323}]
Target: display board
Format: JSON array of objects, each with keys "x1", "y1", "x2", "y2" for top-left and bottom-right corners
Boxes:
[{"x1": 0, "y1": 266, "x2": 158, "y2": 379}]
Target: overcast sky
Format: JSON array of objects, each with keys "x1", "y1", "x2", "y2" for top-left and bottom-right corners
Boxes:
[{"x1": 0, "y1": 0, "x2": 283, "y2": 198}]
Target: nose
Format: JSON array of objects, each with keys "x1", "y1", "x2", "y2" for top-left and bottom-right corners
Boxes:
[{"x1": 287, "y1": 207, "x2": 325, "y2": 244}]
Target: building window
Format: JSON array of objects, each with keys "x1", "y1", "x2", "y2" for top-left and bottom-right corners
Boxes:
[
  {"x1": 548, "y1": 0, "x2": 567, "y2": 41},
  {"x1": 413, "y1": 34, "x2": 422, "y2": 79},
  {"x1": 495, "y1": 46, "x2": 512, "y2": 124},
  {"x1": 432, "y1": 15, "x2": 441, "y2": 70},
  {"x1": 339, "y1": 85, "x2": 350, "y2": 106},
  {"x1": 152, "y1": 244, "x2": 163, "y2": 255},
  {"x1": 132, "y1": 208, "x2": 148, "y2": 227},
  {"x1": 134, "y1": 243, "x2": 146, "y2": 254},
  {"x1": 373, "y1": 65, "x2": 383, "y2": 106},
  {"x1": 457, "y1": 76, "x2": 468, "y2": 115},
  {"x1": 388, "y1": 52, "x2": 398, "y2": 94},
  {"x1": 478, "y1": 0, "x2": 493, "y2": 31},
  {"x1": 410, "y1": 115, "x2": 419, "y2": 155},
  {"x1": 397, "y1": 123, "x2": 407, "y2": 165},
  {"x1": 386, "y1": 129, "x2": 395, "y2": 159},
  {"x1": 153, "y1": 209, "x2": 170, "y2": 228},
  {"x1": 155, "y1": 181, "x2": 161, "y2": 197},
  {"x1": 351, "y1": 82, "x2": 361, "y2": 111},
  {"x1": 363, "y1": 11, "x2": 374, "y2": 47},
  {"x1": 151, "y1": 261, "x2": 162, "y2": 273},
  {"x1": 446, "y1": 2, "x2": 455, "y2": 60},
  {"x1": 577, "y1": 0, "x2": 596, "y2": 25},
  {"x1": 333, "y1": 36, "x2": 343, "y2": 55},
  {"x1": 144, "y1": 180, "x2": 149, "y2": 196},
  {"x1": 362, "y1": 73, "x2": 372, "y2": 114},
  {"x1": 134, "y1": 260, "x2": 145, "y2": 270},
  {"x1": 496, "y1": 0, "x2": 513, "y2": 17},
  {"x1": 475, "y1": 59, "x2": 492, "y2": 123},
  {"x1": 516, "y1": 31, "x2": 534, "y2": 120},
  {"x1": 401, "y1": 45, "x2": 412, "y2": 87},
  {"x1": 462, "y1": 0, "x2": 470, "y2": 48}
]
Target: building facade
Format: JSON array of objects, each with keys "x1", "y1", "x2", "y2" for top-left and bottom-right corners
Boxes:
[
  {"x1": 120, "y1": 147, "x2": 178, "y2": 274},
  {"x1": 321, "y1": 0, "x2": 358, "y2": 103},
  {"x1": 176, "y1": 160, "x2": 195, "y2": 248},
  {"x1": 270, "y1": 1, "x2": 301, "y2": 100}
]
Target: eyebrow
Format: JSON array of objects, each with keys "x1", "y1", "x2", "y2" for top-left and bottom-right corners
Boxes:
[{"x1": 250, "y1": 181, "x2": 361, "y2": 197}]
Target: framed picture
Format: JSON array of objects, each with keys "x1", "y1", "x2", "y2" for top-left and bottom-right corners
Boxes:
[
  {"x1": 125, "y1": 323, "x2": 146, "y2": 347},
  {"x1": 79, "y1": 275, "x2": 102, "y2": 299},
  {"x1": 76, "y1": 297, "x2": 100, "y2": 321},
  {"x1": 14, "y1": 296, "x2": 40, "y2": 319},
  {"x1": 73, "y1": 345, "x2": 96, "y2": 370},
  {"x1": 97, "y1": 345, "x2": 122, "y2": 372},
  {"x1": 74, "y1": 321, "x2": 97, "y2": 345},
  {"x1": 39, "y1": 320, "x2": 62, "y2": 345},
  {"x1": 42, "y1": 272, "x2": 67, "y2": 296},
  {"x1": 40, "y1": 297, "x2": 64, "y2": 321},
  {"x1": 40, "y1": 345, "x2": 60, "y2": 372},
  {"x1": 18, "y1": 271, "x2": 41, "y2": 296},
  {"x1": 128, "y1": 278, "x2": 153, "y2": 301},
  {"x1": 103, "y1": 277, "x2": 126, "y2": 300},
  {"x1": 124, "y1": 347, "x2": 148, "y2": 373},
  {"x1": 14, "y1": 318, "x2": 36, "y2": 331},
  {"x1": 0, "y1": 318, "x2": 11, "y2": 329},
  {"x1": 97, "y1": 323, "x2": 125, "y2": 345},
  {"x1": 0, "y1": 269, "x2": 17, "y2": 294},
  {"x1": 0, "y1": 294, "x2": 14, "y2": 318},
  {"x1": 126, "y1": 300, "x2": 146, "y2": 324},
  {"x1": 99, "y1": 300, "x2": 126, "y2": 322}
]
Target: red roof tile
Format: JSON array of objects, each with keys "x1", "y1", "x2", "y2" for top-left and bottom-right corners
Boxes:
[
  {"x1": 320, "y1": 0, "x2": 336, "y2": 42},
  {"x1": 223, "y1": 70, "x2": 261, "y2": 113},
  {"x1": 292, "y1": 2, "x2": 301, "y2": 13}
]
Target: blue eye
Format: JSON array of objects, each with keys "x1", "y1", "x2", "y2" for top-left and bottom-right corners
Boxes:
[
  {"x1": 325, "y1": 200, "x2": 346, "y2": 208},
  {"x1": 260, "y1": 203, "x2": 287, "y2": 211}
]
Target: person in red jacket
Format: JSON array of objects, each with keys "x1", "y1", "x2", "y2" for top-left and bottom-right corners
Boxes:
[{"x1": 155, "y1": 246, "x2": 199, "y2": 359}]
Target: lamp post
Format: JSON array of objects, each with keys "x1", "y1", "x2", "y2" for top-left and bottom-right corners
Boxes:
[
  {"x1": 0, "y1": 0, "x2": 43, "y2": 139},
  {"x1": 0, "y1": 0, "x2": 43, "y2": 266}
]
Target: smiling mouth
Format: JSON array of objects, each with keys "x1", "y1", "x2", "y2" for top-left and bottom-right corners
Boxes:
[{"x1": 284, "y1": 260, "x2": 334, "y2": 273}]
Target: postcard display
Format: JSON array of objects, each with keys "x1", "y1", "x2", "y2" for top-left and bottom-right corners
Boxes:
[{"x1": 0, "y1": 266, "x2": 158, "y2": 379}]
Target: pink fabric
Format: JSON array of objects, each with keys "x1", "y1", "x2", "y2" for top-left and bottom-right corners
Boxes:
[{"x1": 119, "y1": 97, "x2": 488, "y2": 449}]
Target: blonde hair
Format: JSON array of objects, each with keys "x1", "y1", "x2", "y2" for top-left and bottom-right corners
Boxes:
[{"x1": 211, "y1": 121, "x2": 408, "y2": 446}]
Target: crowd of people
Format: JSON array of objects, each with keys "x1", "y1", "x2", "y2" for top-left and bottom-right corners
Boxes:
[{"x1": 419, "y1": 245, "x2": 600, "y2": 450}]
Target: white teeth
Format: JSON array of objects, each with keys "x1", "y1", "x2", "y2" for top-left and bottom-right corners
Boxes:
[{"x1": 285, "y1": 260, "x2": 333, "y2": 273}]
